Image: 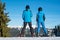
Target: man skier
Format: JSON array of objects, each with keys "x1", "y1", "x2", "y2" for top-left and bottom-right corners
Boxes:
[
  {"x1": 36, "y1": 7, "x2": 48, "y2": 36},
  {"x1": 20, "y1": 5, "x2": 34, "y2": 37}
]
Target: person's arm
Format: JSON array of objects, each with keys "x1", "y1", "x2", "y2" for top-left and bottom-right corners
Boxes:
[
  {"x1": 36, "y1": 14, "x2": 38, "y2": 22},
  {"x1": 22, "y1": 10, "x2": 25, "y2": 20},
  {"x1": 30, "y1": 10, "x2": 32, "y2": 17},
  {"x1": 43, "y1": 14, "x2": 45, "y2": 21}
]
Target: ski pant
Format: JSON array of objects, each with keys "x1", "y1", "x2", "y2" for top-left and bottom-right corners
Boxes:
[
  {"x1": 21, "y1": 22, "x2": 34, "y2": 36},
  {"x1": 37, "y1": 22, "x2": 47, "y2": 34}
]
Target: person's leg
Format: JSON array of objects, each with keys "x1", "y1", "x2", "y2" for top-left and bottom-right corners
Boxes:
[
  {"x1": 37, "y1": 22, "x2": 40, "y2": 36},
  {"x1": 28, "y1": 22, "x2": 34, "y2": 37},
  {"x1": 37, "y1": 22, "x2": 40, "y2": 34},
  {"x1": 41, "y1": 22, "x2": 48, "y2": 35},
  {"x1": 21, "y1": 22, "x2": 27, "y2": 37}
]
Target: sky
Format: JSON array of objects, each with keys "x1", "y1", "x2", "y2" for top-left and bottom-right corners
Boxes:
[{"x1": 2, "y1": 0, "x2": 60, "y2": 28}]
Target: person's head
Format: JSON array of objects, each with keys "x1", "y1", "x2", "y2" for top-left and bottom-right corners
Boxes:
[
  {"x1": 38, "y1": 7, "x2": 42, "y2": 11},
  {"x1": 25, "y1": 5, "x2": 30, "y2": 11}
]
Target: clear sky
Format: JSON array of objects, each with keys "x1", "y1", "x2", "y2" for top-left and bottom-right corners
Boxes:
[{"x1": 2, "y1": 0, "x2": 60, "y2": 28}]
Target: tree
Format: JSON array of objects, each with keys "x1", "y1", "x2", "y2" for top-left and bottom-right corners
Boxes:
[
  {"x1": 54, "y1": 25, "x2": 60, "y2": 36},
  {"x1": 0, "y1": 0, "x2": 11, "y2": 37}
]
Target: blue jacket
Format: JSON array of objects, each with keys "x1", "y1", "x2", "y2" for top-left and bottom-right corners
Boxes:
[
  {"x1": 36, "y1": 11, "x2": 45, "y2": 22},
  {"x1": 22, "y1": 9, "x2": 32, "y2": 22}
]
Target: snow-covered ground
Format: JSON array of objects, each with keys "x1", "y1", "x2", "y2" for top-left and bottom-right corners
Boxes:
[{"x1": 0, "y1": 37, "x2": 60, "y2": 40}]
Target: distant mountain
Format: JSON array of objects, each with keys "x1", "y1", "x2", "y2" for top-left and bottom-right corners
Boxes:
[
  {"x1": 7, "y1": 25, "x2": 37, "y2": 29},
  {"x1": 9, "y1": 28, "x2": 20, "y2": 37}
]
